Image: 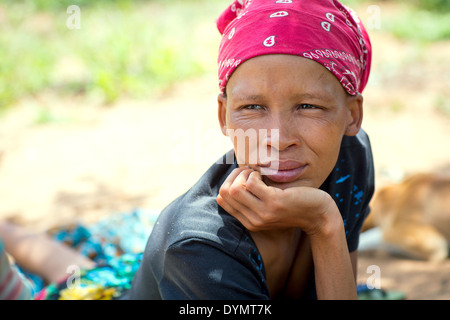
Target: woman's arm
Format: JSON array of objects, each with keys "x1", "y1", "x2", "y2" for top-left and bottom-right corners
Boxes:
[
  {"x1": 307, "y1": 206, "x2": 357, "y2": 299},
  {"x1": 217, "y1": 167, "x2": 357, "y2": 299}
]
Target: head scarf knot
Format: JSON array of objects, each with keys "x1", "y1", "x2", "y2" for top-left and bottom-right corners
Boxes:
[{"x1": 217, "y1": 0, "x2": 372, "y2": 95}]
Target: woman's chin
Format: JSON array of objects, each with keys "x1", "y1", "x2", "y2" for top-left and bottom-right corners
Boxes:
[{"x1": 262, "y1": 176, "x2": 315, "y2": 190}]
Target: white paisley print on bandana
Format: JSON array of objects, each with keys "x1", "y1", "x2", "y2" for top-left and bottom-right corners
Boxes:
[{"x1": 217, "y1": 0, "x2": 372, "y2": 95}]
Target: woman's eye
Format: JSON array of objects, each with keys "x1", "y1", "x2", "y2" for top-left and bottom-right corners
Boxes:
[
  {"x1": 297, "y1": 104, "x2": 318, "y2": 110},
  {"x1": 242, "y1": 104, "x2": 264, "y2": 110}
]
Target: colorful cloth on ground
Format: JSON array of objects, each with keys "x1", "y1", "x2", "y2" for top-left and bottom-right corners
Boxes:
[
  {"x1": 0, "y1": 239, "x2": 34, "y2": 300},
  {"x1": 357, "y1": 283, "x2": 406, "y2": 300},
  {"x1": 35, "y1": 253, "x2": 143, "y2": 300},
  {"x1": 32, "y1": 209, "x2": 159, "y2": 300},
  {"x1": 217, "y1": 0, "x2": 372, "y2": 95}
]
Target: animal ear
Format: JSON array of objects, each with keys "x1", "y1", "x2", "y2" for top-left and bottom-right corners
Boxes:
[{"x1": 345, "y1": 93, "x2": 363, "y2": 137}]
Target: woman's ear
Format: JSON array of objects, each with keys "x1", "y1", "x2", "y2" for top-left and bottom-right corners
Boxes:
[
  {"x1": 344, "y1": 93, "x2": 363, "y2": 137},
  {"x1": 218, "y1": 93, "x2": 228, "y2": 136}
]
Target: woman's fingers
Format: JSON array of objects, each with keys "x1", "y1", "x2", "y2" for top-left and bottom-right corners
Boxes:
[
  {"x1": 220, "y1": 168, "x2": 257, "y2": 201},
  {"x1": 218, "y1": 168, "x2": 255, "y2": 209},
  {"x1": 220, "y1": 166, "x2": 249, "y2": 190},
  {"x1": 218, "y1": 167, "x2": 340, "y2": 232},
  {"x1": 217, "y1": 167, "x2": 249, "y2": 211},
  {"x1": 217, "y1": 167, "x2": 268, "y2": 230},
  {"x1": 217, "y1": 182, "x2": 258, "y2": 230},
  {"x1": 216, "y1": 194, "x2": 255, "y2": 229},
  {"x1": 243, "y1": 170, "x2": 270, "y2": 200}
]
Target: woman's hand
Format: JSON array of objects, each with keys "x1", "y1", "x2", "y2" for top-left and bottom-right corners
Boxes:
[
  {"x1": 216, "y1": 167, "x2": 342, "y2": 236},
  {"x1": 217, "y1": 167, "x2": 357, "y2": 299}
]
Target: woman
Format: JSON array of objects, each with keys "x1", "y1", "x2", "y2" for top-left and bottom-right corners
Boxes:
[{"x1": 129, "y1": 0, "x2": 374, "y2": 300}]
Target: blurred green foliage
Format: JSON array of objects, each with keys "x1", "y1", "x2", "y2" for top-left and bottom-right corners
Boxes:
[
  {"x1": 1, "y1": 0, "x2": 449, "y2": 111},
  {"x1": 343, "y1": 0, "x2": 450, "y2": 11},
  {"x1": 385, "y1": 9, "x2": 450, "y2": 42},
  {"x1": 0, "y1": 0, "x2": 227, "y2": 110},
  {"x1": 344, "y1": 0, "x2": 450, "y2": 42},
  {"x1": 2, "y1": 0, "x2": 162, "y2": 11},
  {"x1": 411, "y1": 0, "x2": 450, "y2": 12}
]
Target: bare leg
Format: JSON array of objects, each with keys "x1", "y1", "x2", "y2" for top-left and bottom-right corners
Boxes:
[{"x1": 0, "y1": 221, "x2": 95, "y2": 284}]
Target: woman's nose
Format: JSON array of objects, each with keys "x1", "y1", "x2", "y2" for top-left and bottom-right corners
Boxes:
[{"x1": 266, "y1": 115, "x2": 300, "y2": 152}]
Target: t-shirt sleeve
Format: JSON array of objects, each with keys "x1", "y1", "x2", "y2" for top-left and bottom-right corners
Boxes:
[
  {"x1": 345, "y1": 133, "x2": 375, "y2": 253},
  {"x1": 346, "y1": 204, "x2": 372, "y2": 252},
  {"x1": 334, "y1": 129, "x2": 375, "y2": 253},
  {"x1": 159, "y1": 238, "x2": 269, "y2": 300}
]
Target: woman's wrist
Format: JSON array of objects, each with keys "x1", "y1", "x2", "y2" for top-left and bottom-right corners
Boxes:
[{"x1": 305, "y1": 192, "x2": 344, "y2": 240}]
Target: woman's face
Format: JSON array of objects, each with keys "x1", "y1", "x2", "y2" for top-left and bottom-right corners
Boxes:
[{"x1": 218, "y1": 54, "x2": 363, "y2": 190}]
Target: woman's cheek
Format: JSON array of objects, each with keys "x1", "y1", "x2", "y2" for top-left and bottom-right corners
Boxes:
[{"x1": 227, "y1": 116, "x2": 268, "y2": 165}]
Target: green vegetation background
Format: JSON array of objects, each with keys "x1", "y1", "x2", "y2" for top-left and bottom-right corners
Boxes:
[{"x1": 1, "y1": 0, "x2": 449, "y2": 112}]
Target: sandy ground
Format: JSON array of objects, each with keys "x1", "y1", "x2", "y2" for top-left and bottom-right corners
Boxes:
[{"x1": 1, "y1": 29, "x2": 450, "y2": 299}]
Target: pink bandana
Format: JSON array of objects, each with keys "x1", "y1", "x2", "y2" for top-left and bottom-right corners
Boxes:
[{"x1": 217, "y1": 0, "x2": 372, "y2": 95}]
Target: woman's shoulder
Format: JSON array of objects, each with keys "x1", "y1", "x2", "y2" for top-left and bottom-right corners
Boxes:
[
  {"x1": 155, "y1": 194, "x2": 246, "y2": 250},
  {"x1": 147, "y1": 152, "x2": 249, "y2": 254}
]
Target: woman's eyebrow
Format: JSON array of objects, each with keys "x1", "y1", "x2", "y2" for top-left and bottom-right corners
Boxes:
[
  {"x1": 233, "y1": 94, "x2": 266, "y2": 102},
  {"x1": 232, "y1": 92, "x2": 335, "y2": 102},
  {"x1": 292, "y1": 92, "x2": 334, "y2": 101}
]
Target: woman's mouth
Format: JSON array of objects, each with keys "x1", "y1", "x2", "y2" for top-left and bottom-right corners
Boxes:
[{"x1": 258, "y1": 160, "x2": 308, "y2": 183}]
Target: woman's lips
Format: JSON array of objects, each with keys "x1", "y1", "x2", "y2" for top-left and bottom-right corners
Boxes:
[{"x1": 258, "y1": 161, "x2": 308, "y2": 183}]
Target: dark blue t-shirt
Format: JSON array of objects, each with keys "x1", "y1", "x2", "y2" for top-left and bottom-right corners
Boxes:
[{"x1": 129, "y1": 129, "x2": 374, "y2": 299}]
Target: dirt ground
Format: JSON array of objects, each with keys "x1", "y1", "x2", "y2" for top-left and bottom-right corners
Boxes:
[{"x1": 1, "y1": 30, "x2": 450, "y2": 299}]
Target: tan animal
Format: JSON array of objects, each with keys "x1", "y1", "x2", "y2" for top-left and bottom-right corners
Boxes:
[{"x1": 362, "y1": 173, "x2": 450, "y2": 262}]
